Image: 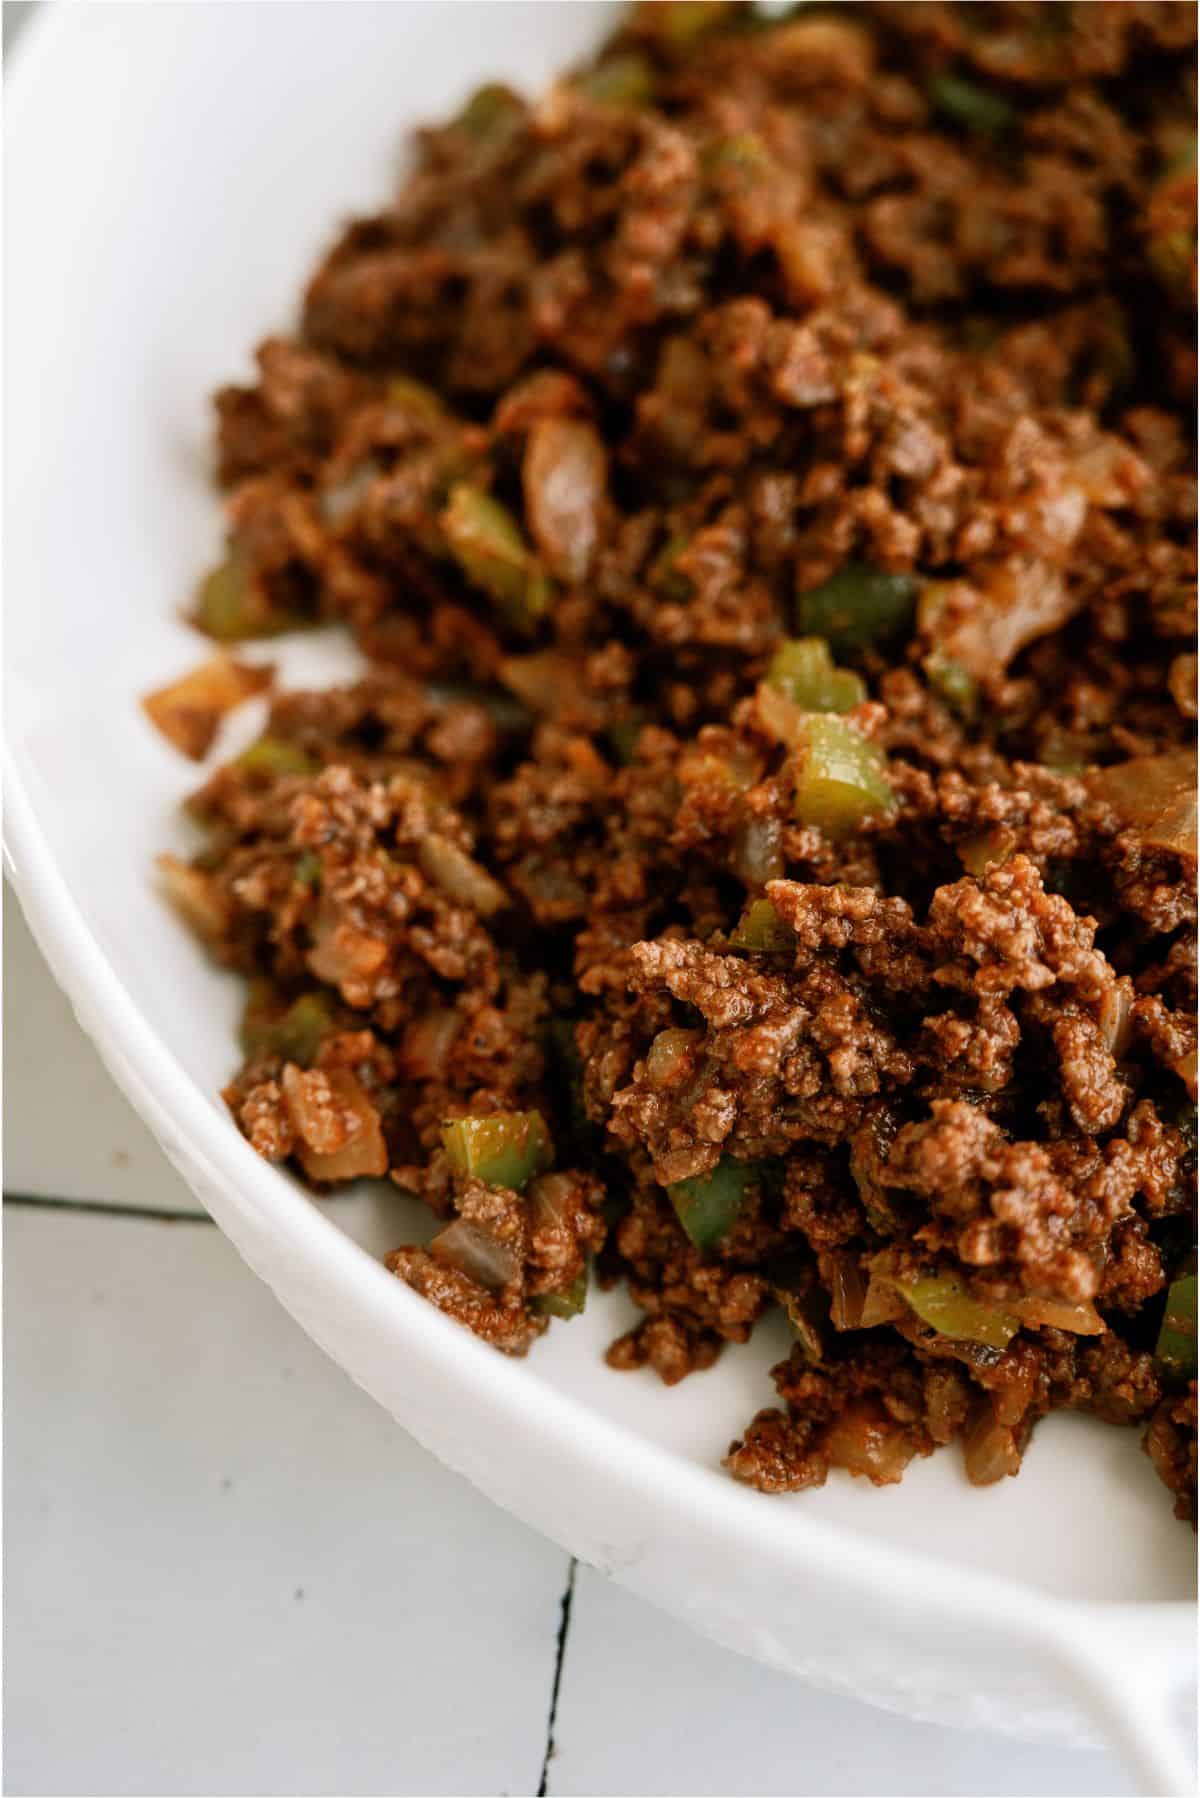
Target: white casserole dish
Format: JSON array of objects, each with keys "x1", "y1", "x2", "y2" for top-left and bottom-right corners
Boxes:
[{"x1": 5, "y1": 7, "x2": 1195, "y2": 1791}]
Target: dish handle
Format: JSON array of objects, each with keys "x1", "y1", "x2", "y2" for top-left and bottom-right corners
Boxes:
[{"x1": 1054, "y1": 1614, "x2": 1196, "y2": 1798}]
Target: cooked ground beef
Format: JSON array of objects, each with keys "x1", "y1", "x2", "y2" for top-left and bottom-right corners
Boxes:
[{"x1": 158, "y1": 1, "x2": 1198, "y2": 1524}]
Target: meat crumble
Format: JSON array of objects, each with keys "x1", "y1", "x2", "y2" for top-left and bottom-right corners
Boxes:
[{"x1": 154, "y1": 2, "x2": 1198, "y2": 1523}]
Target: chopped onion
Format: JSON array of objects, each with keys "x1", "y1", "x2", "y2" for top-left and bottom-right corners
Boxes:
[
  {"x1": 418, "y1": 835, "x2": 509, "y2": 917},
  {"x1": 919, "y1": 561, "x2": 1079, "y2": 683},
  {"x1": 1010, "y1": 1295, "x2": 1104, "y2": 1335},
  {"x1": 307, "y1": 898, "x2": 388, "y2": 987},
  {"x1": 1087, "y1": 750, "x2": 1197, "y2": 861},
  {"x1": 823, "y1": 1400, "x2": 916, "y2": 1485},
  {"x1": 1168, "y1": 652, "x2": 1197, "y2": 720},
  {"x1": 522, "y1": 416, "x2": 608, "y2": 585},
  {"x1": 319, "y1": 460, "x2": 379, "y2": 527},
  {"x1": 1097, "y1": 979, "x2": 1134, "y2": 1057},
  {"x1": 497, "y1": 650, "x2": 577, "y2": 714},
  {"x1": 826, "y1": 1251, "x2": 867, "y2": 1331},
  {"x1": 1172, "y1": 1047, "x2": 1198, "y2": 1098},
  {"x1": 143, "y1": 654, "x2": 272, "y2": 760},
  {"x1": 645, "y1": 1027, "x2": 702, "y2": 1090},
  {"x1": 399, "y1": 1008, "x2": 460, "y2": 1080},
  {"x1": 157, "y1": 854, "x2": 232, "y2": 943},
  {"x1": 528, "y1": 1171, "x2": 578, "y2": 1232},
  {"x1": 284, "y1": 1066, "x2": 388, "y2": 1182},
  {"x1": 731, "y1": 813, "x2": 785, "y2": 887},
  {"x1": 860, "y1": 1272, "x2": 907, "y2": 1329},
  {"x1": 754, "y1": 681, "x2": 807, "y2": 748},
  {"x1": 429, "y1": 1219, "x2": 519, "y2": 1294},
  {"x1": 962, "y1": 1405, "x2": 1022, "y2": 1485}
]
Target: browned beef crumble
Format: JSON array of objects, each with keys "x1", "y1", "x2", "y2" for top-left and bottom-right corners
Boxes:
[{"x1": 159, "y1": 2, "x2": 1198, "y2": 1524}]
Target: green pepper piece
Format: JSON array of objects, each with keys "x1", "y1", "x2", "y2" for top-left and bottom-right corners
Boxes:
[
  {"x1": 543, "y1": 1019, "x2": 597, "y2": 1149},
  {"x1": 928, "y1": 73, "x2": 1015, "y2": 136},
  {"x1": 236, "y1": 737, "x2": 319, "y2": 778},
  {"x1": 194, "y1": 554, "x2": 311, "y2": 643},
  {"x1": 705, "y1": 131, "x2": 771, "y2": 180},
  {"x1": 1156, "y1": 1271, "x2": 1197, "y2": 1379},
  {"x1": 668, "y1": 1158, "x2": 757, "y2": 1253},
  {"x1": 274, "y1": 993, "x2": 335, "y2": 1067},
  {"x1": 638, "y1": 0, "x2": 739, "y2": 48},
  {"x1": 796, "y1": 564, "x2": 918, "y2": 654},
  {"x1": 607, "y1": 718, "x2": 645, "y2": 765},
  {"x1": 294, "y1": 851, "x2": 322, "y2": 890},
  {"x1": 767, "y1": 638, "x2": 866, "y2": 714},
  {"x1": 244, "y1": 991, "x2": 334, "y2": 1067},
  {"x1": 791, "y1": 714, "x2": 893, "y2": 840},
  {"x1": 532, "y1": 1268, "x2": 589, "y2": 1320},
  {"x1": 922, "y1": 650, "x2": 979, "y2": 722},
  {"x1": 455, "y1": 83, "x2": 525, "y2": 143},
  {"x1": 385, "y1": 374, "x2": 448, "y2": 420},
  {"x1": 578, "y1": 52, "x2": 655, "y2": 107},
  {"x1": 441, "y1": 1110, "x2": 552, "y2": 1191},
  {"x1": 193, "y1": 556, "x2": 274, "y2": 642},
  {"x1": 731, "y1": 897, "x2": 796, "y2": 953},
  {"x1": 441, "y1": 484, "x2": 552, "y2": 631},
  {"x1": 649, "y1": 532, "x2": 693, "y2": 602},
  {"x1": 895, "y1": 1273, "x2": 1019, "y2": 1350}
]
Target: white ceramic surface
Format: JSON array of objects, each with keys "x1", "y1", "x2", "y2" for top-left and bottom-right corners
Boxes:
[{"x1": 5, "y1": 7, "x2": 1195, "y2": 1792}]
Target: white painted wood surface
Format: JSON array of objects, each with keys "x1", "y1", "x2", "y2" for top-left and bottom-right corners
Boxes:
[{"x1": 3, "y1": 891, "x2": 1134, "y2": 1797}]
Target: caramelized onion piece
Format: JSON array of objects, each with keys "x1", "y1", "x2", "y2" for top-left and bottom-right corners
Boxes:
[
  {"x1": 157, "y1": 854, "x2": 232, "y2": 943},
  {"x1": 283, "y1": 1065, "x2": 388, "y2": 1182},
  {"x1": 399, "y1": 1008, "x2": 461, "y2": 1081},
  {"x1": 1011, "y1": 1296, "x2": 1105, "y2": 1335},
  {"x1": 307, "y1": 897, "x2": 388, "y2": 988},
  {"x1": 1087, "y1": 750, "x2": 1197, "y2": 861},
  {"x1": 418, "y1": 835, "x2": 509, "y2": 917},
  {"x1": 143, "y1": 654, "x2": 271, "y2": 760},
  {"x1": 823, "y1": 1399, "x2": 916, "y2": 1485},
  {"x1": 826, "y1": 1251, "x2": 867, "y2": 1331},
  {"x1": 919, "y1": 560, "x2": 1079, "y2": 685},
  {"x1": 429, "y1": 1219, "x2": 520, "y2": 1294},
  {"x1": 962, "y1": 1405, "x2": 1023, "y2": 1485},
  {"x1": 522, "y1": 416, "x2": 607, "y2": 585}
]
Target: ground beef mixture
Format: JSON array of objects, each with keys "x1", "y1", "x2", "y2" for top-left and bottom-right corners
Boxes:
[{"x1": 155, "y1": 2, "x2": 1198, "y2": 1523}]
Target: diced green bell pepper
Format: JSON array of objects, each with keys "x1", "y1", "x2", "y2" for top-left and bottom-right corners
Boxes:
[
  {"x1": 579, "y1": 52, "x2": 655, "y2": 107},
  {"x1": 442, "y1": 485, "x2": 553, "y2": 631},
  {"x1": 767, "y1": 637, "x2": 866, "y2": 714},
  {"x1": 236, "y1": 737, "x2": 318, "y2": 778},
  {"x1": 928, "y1": 73, "x2": 1015, "y2": 136},
  {"x1": 386, "y1": 374, "x2": 448, "y2": 419},
  {"x1": 796, "y1": 564, "x2": 918, "y2": 654},
  {"x1": 441, "y1": 1110, "x2": 552, "y2": 1191},
  {"x1": 668, "y1": 1158, "x2": 757, "y2": 1253},
  {"x1": 922, "y1": 650, "x2": 979, "y2": 721},
  {"x1": 244, "y1": 991, "x2": 334, "y2": 1068},
  {"x1": 194, "y1": 555, "x2": 305, "y2": 642},
  {"x1": 532, "y1": 1268, "x2": 589, "y2": 1319},
  {"x1": 639, "y1": 0, "x2": 739, "y2": 48},
  {"x1": 705, "y1": 131, "x2": 771, "y2": 180},
  {"x1": 1156, "y1": 1271, "x2": 1197, "y2": 1380},
  {"x1": 731, "y1": 897, "x2": 796, "y2": 953},
  {"x1": 791, "y1": 714, "x2": 894, "y2": 839},
  {"x1": 895, "y1": 1273, "x2": 1019, "y2": 1350},
  {"x1": 455, "y1": 83, "x2": 525, "y2": 142}
]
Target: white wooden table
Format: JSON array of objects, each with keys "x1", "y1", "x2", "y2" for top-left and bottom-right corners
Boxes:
[{"x1": 4, "y1": 889, "x2": 1135, "y2": 1798}]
